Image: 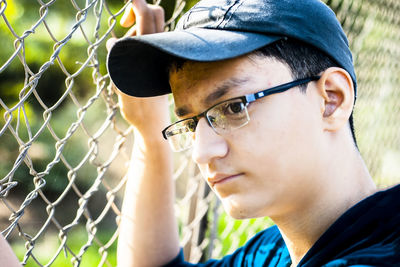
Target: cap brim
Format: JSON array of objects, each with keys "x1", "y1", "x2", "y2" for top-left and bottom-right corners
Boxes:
[{"x1": 107, "y1": 28, "x2": 282, "y2": 97}]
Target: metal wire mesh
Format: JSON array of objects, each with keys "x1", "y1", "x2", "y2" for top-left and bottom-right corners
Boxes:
[{"x1": 0, "y1": 0, "x2": 399, "y2": 266}]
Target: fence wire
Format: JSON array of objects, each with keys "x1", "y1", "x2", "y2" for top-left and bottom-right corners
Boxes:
[{"x1": 0, "y1": 0, "x2": 399, "y2": 266}]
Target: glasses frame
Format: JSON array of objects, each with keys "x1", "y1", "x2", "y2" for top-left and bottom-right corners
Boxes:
[{"x1": 162, "y1": 76, "x2": 321, "y2": 141}]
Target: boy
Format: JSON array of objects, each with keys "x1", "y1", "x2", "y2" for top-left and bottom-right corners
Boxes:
[{"x1": 107, "y1": 0, "x2": 400, "y2": 266}]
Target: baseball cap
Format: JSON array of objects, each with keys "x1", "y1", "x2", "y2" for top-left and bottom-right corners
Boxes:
[{"x1": 107, "y1": 0, "x2": 356, "y2": 98}]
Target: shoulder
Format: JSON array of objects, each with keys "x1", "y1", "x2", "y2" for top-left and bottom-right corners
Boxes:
[{"x1": 301, "y1": 184, "x2": 400, "y2": 267}]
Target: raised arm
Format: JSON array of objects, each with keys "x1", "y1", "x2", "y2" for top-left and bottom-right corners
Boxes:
[{"x1": 108, "y1": 1, "x2": 180, "y2": 266}]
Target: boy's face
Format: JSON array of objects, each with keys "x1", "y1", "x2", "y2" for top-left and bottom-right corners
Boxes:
[{"x1": 170, "y1": 55, "x2": 327, "y2": 219}]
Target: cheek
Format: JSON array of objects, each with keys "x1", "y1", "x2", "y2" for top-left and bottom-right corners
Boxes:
[{"x1": 238, "y1": 99, "x2": 321, "y2": 180}]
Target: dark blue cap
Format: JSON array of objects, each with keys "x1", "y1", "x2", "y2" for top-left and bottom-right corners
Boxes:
[{"x1": 107, "y1": 0, "x2": 356, "y2": 97}]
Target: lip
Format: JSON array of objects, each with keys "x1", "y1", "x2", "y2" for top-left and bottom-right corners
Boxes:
[{"x1": 208, "y1": 173, "x2": 243, "y2": 186}]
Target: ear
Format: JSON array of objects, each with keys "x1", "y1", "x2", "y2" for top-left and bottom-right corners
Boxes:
[{"x1": 316, "y1": 67, "x2": 355, "y2": 132}]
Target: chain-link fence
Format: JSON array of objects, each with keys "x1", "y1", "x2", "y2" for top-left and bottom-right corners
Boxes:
[{"x1": 0, "y1": 0, "x2": 399, "y2": 266}]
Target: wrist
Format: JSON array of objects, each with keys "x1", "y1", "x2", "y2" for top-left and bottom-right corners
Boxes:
[
  {"x1": 130, "y1": 128, "x2": 173, "y2": 174},
  {"x1": 132, "y1": 127, "x2": 170, "y2": 152}
]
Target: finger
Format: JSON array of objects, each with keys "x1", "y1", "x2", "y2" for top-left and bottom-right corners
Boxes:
[
  {"x1": 135, "y1": 5, "x2": 163, "y2": 35},
  {"x1": 150, "y1": 5, "x2": 165, "y2": 33},
  {"x1": 131, "y1": 0, "x2": 148, "y2": 14},
  {"x1": 135, "y1": 12, "x2": 155, "y2": 35},
  {"x1": 120, "y1": 3, "x2": 136, "y2": 28}
]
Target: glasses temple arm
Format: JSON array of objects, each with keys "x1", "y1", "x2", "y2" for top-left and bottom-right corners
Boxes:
[{"x1": 245, "y1": 76, "x2": 321, "y2": 103}]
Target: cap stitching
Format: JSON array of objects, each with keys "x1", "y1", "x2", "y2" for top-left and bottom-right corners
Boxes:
[
  {"x1": 216, "y1": 0, "x2": 242, "y2": 28},
  {"x1": 218, "y1": 0, "x2": 245, "y2": 28},
  {"x1": 182, "y1": 0, "x2": 207, "y2": 29},
  {"x1": 182, "y1": 9, "x2": 193, "y2": 29}
]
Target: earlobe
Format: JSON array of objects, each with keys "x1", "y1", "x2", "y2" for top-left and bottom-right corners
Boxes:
[{"x1": 317, "y1": 67, "x2": 354, "y2": 132}]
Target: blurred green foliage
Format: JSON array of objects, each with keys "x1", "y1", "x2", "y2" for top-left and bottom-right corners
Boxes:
[
  {"x1": 0, "y1": 0, "x2": 201, "y2": 195},
  {"x1": 12, "y1": 227, "x2": 117, "y2": 266},
  {"x1": 0, "y1": 2, "x2": 201, "y2": 265}
]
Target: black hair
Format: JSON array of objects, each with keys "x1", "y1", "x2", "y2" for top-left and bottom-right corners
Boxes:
[{"x1": 253, "y1": 39, "x2": 357, "y2": 146}]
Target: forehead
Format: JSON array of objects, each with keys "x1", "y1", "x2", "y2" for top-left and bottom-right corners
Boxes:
[{"x1": 169, "y1": 55, "x2": 291, "y2": 117}]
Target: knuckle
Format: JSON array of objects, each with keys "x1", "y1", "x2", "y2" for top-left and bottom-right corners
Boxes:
[
  {"x1": 149, "y1": 4, "x2": 164, "y2": 15},
  {"x1": 155, "y1": 6, "x2": 164, "y2": 15}
]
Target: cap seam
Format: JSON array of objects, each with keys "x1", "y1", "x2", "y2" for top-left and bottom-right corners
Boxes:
[
  {"x1": 182, "y1": 0, "x2": 206, "y2": 29},
  {"x1": 183, "y1": 9, "x2": 193, "y2": 29},
  {"x1": 216, "y1": 0, "x2": 243, "y2": 28},
  {"x1": 218, "y1": 0, "x2": 245, "y2": 28}
]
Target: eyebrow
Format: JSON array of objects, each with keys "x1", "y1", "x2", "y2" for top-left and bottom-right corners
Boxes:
[{"x1": 174, "y1": 77, "x2": 250, "y2": 117}]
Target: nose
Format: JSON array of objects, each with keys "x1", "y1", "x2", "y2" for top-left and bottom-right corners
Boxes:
[{"x1": 192, "y1": 118, "x2": 229, "y2": 165}]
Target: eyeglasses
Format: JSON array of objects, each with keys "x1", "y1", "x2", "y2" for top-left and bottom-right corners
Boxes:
[{"x1": 162, "y1": 76, "x2": 320, "y2": 152}]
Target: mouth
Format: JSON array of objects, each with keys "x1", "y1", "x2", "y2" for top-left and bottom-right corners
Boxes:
[{"x1": 208, "y1": 173, "x2": 243, "y2": 187}]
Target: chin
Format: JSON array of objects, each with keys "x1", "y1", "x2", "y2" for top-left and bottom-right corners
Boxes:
[
  {"x1": 226, "y1": 209, "x2": 250, "y2": 220},
  {"x1": 220, "y1": 192, "x2": 276, "y2": 220},
  {"x1": 222, "y1": 198, "x2": 261, "y2": 220}
]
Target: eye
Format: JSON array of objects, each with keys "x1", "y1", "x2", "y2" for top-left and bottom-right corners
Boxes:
[
  {"x1": 184, "y1": 119, "x2": 196, "y2": 132},
  {"x1": 225, "y1": 101, "x2": 245, "y2": 115}
]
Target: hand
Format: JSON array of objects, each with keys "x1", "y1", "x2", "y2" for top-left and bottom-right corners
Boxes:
[
  {"x1": 116, "y1": 91, "x2": 170, "y2": 140},
  {"x1": 119, "y1": 0, "x2": 165, "y2": 35},
  {"x1": 106, "y1": 0, "x2": 165, "y2": 50},
  {"x1": 107, "y1": 0, "x2": 169, "y2": 139}
]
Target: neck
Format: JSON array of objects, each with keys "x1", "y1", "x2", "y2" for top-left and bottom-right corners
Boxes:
[{"x1": 271, "y1": 147, "x2": 377, "y2": 266}]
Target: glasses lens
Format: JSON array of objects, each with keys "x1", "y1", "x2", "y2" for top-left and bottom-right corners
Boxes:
[
  {"x1": 207, "y1": 98, "x2": 249, "y2": 134},
  {"x1": 164, "y1": 119, "x2": 196, "y2": 151}
]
